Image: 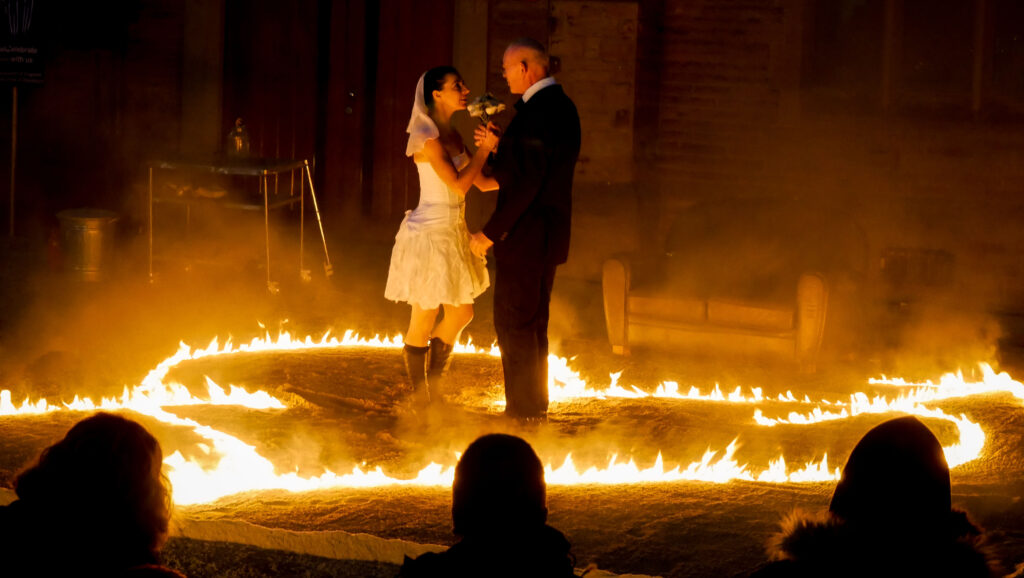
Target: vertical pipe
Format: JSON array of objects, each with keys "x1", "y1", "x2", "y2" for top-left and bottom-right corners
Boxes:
[
  {"x1": 9, "y1": 86, "x2": 16, "y2": 238},
  {"x1": 148, "y1": 166, "x2": 154, "y2": 280},
  {"x1": 362, "y1": 0, "x2": 380, "y2": 217},
  {"x1": 972, "y1": 0, "x2": 988, "y2": 115},
  {"x1": 299, "y1": 165, "x2": 305, "y2": 275},
  {"x1": 263, "y1": 173, "x2": 271, "y2": 289},
  {"x1": 882, "y1": 0, "x2": 899, "y2": 112}
]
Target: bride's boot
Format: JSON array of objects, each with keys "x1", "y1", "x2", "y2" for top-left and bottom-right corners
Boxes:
[
  {"x1": 402, "y1": 344, "x2": 430, "y2": 406},
  {"x1": 427, "y1": 337, "x2": 455, "y2": 400}
]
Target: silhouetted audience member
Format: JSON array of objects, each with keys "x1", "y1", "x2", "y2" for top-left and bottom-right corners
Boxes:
[
  {"x1": 398, "y1": 433, "x2": 576, "y2": 577},
  {"x1": 0, "y1": 412, "x2": 184, "y2": 577},
  {"x1": 116, "y1": 564, "x2": 188, "y2": 578},
  {"x1": 751, "y1": 416, "x2": 996, "y2": 577}
]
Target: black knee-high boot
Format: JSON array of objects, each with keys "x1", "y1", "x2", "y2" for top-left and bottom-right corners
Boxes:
[
  {"x1": 427, "y1": 337, "x2": 455, "y2": 389},
  {"x1": 402, "y1": 344, "x2": 430, "y2": 405}
]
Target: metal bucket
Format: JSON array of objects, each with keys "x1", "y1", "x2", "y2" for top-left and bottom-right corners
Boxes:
[{"x1": 57, "y1": 209, "x2": 119, "y2": 281}]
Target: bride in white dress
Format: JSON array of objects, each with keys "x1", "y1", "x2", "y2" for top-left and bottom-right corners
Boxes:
[{"x1": 385, "y1": 66, "x2": 499, "y2": 405}]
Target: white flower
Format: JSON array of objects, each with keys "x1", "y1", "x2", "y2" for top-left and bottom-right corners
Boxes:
[{"x1": 468, "y1": 93, "x2": 506, "y2": 123}]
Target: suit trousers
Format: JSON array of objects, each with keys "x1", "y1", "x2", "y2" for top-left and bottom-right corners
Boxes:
[{"x1": 493, "y1": 258, "x2": 557, "y2": 418}]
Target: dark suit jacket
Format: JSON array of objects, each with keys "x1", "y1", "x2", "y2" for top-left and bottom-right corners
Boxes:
[
  {"x1": 397, "y1": 524, "x2": 576, "y2": 578},
  {"x1": 482, "y1": 83, "x2": 581, "y2": 266}
]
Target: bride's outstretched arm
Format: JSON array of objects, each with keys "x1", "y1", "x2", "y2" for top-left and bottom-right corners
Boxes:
[
  {"x1": 421, "y1": 131, "x2": 498, "y2": 196},
  {"x1": 473, "y1": 173, "x2": 499, "y2": 192}
]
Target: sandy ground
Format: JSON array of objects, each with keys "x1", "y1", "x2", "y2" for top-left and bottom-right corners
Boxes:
[
  {"x1": 1, "y1": 226, "x2": 1024, "y2": 577},
  {"x1": 1, "y1": 346, "x2": 1023, "y2": 576}
]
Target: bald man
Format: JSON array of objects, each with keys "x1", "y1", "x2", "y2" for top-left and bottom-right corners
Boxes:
[{"x1": 471, "y1": 38, "x2": 581, "y2": 422}]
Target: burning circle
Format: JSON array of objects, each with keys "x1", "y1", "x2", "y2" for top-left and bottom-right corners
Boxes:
[{"x1": 2, "y1": 329, "x2": 1022, "y2": 505}]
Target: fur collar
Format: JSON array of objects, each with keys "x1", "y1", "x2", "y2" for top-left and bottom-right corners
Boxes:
[{"x1": 762, "y1": 509, "x2": 997, "y2": 577}]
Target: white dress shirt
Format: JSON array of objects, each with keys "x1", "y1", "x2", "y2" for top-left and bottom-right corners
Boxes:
[{"x1": 522, "y1": 77, "x2": 558, "y2": 103}]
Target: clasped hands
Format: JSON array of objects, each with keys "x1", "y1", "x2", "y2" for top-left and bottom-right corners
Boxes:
[
  {"x1": 474, "y1": 122, "x2": 501, "y2": 153},
  {"x1": 469, "y1": 231, "x2": 492, "y2": 259}
]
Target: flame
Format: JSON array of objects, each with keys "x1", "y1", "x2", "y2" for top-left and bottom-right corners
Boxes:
[
  {"x1": 752, "y1": 364, "x2": 1015, "y2": 468},
  {"x1": 546, "y1": 359, "x2": 827, "y2": 405},
  {"x1": 1, "y1": 330, "x2": 1020, "y2": 504},
  {"x1": 757, "y1": 454, "x2": 839, "y2": 483},
  {"x1": 546, "y1": 440, "x2": 755, "y2": 484},
  {"x1": 869, "y1": 363, "x2": 1024, "y2": 403}
]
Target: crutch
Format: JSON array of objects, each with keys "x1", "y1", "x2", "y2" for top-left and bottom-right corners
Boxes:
[{"x1": 302, "y1": 159, "x2": 333, "y2": 278}]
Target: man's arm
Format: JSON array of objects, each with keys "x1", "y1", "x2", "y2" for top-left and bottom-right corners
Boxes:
[{"x1": 480, "y1": 131, "x2": 548, "y2": 242}]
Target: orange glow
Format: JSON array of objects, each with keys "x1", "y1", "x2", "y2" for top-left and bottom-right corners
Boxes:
[{"x1": 1, "y1": 330, "x2": 1018, "y2": 504}]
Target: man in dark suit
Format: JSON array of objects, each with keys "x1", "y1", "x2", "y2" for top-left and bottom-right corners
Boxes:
[{"x1": 470, "y1": 38, "x2": 581, "y2": 421}]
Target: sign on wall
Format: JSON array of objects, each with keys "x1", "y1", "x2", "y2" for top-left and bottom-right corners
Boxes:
[{"x1": 0, "y1": 0, "x2": 42, "y2": 84}]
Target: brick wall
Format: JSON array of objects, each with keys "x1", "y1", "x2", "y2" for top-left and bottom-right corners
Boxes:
[
  {"x1": 652, "y1": 0, "x2": 788, "y2": 201},
  {"x1": 483, "y1": 0, "x2": 1024, "y2": 319},
  {"x1": 768, "y1": 114, "x2": 1024, "y2": 312},
  {"x1": 487, "y1": 0, "x2": 638, "y2": 185},
  {"x1": 485, "y1": 0, "x2": 640, "y2": 283},
  {"x1": 551, "y1": 1, "x2": 637, "y2": 184},
  {"x1": 486, "y1": 0, "x2": 550, "y2": 102},
  {"x1": 641, "y1": 0, "x2": 1024, "y2": 315}
]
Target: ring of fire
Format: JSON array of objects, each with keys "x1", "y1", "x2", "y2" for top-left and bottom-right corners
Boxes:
[{"x1": 2, "y1": 328, "x2": 1023, "y2": 505}]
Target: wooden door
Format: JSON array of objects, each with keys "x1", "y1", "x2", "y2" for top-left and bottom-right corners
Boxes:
[
  {"x1": 223, "y1": 0, "x2": 319, "y2": 163},
  {"x1": 223, "y1": 0, "x2": 373, "y2": 218},
  {"x1": 223, "y1": 0, "x2": 454, "y2": 220},
  {"x1": 320, "y1": 0, "x2": 374, "y2": 220},
  {"x1": 369, "y1": 0, "x2": 455, "y2": 219}
]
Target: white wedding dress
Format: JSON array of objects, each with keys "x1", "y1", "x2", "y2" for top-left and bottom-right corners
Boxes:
[{"x1": 384, "y1": 150, "x2": 490, "y2": 309}]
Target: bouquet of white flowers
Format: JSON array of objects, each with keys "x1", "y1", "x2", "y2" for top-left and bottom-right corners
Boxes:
[{"x1": 467, "y1": 93, "x2": 506, "y2": 124}]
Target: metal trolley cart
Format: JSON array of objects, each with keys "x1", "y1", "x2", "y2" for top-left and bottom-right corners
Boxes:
[{"x1": 147, "y1": 157, "x2": 332, "y2": 292}]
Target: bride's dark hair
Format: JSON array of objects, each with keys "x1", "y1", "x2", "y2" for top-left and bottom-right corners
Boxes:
[{"x1": 424, "y1": 65, "x2": 460, "y2": 109}]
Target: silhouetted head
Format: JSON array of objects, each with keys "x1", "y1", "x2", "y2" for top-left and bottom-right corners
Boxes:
[
  {"x1": 15, "y1": 412, "x2": 171, "y2": 562},
  {"x1": 423, "y1": 65, "x2": 461, "y2": 110},
  {"x1": 829, "y1": 416, "x2": 951, "y2": 534},
  {"x1": 117, "y1": 564, "x2": 188, "y2": 578},
  {"x1": 452, "y1": 434, "x2": 548, "y2": 536}
]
